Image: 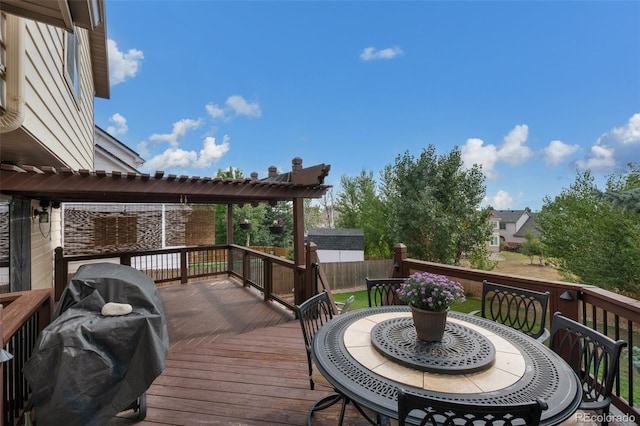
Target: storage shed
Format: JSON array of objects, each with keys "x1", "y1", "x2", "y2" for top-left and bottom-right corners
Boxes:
[{"x1": 306, "y1": 228, "x2": 364, "y2": 263}]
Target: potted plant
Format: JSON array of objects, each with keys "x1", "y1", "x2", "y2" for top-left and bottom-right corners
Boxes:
[
  {"x1": 396, "y1": 272, "x2": 466, "y2": 342},
  {"x1": 269, "y1": 218, "x2": 285, "y2": 234},
  {"x1": 239, "y1": 218, "x2": 252, "y2": 230}
]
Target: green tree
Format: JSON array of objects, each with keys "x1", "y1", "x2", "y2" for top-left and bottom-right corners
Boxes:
[
  {"x1": 381, "y1": 146, "x2": 492, "y2": 264},
  {"x1": 599, "y1": 163, "x2": 640, "y2": 215},
  {"x1": 521, "y1": 231, "x2": 544, "y2": 265},
  {"x1": 335, "y1": 170, "x2": 392, "y2": 258},
  {"x1": 537, "y1": 167, "x2": 639, "y2": 293}
]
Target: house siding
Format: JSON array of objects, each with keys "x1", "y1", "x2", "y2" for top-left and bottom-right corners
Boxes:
[
  {"x1": 22, "y1": 20, "x2": 95, "y2": 170},
  {"x1": 30, "y1": 204, "x2": 61, "y2": 291}
]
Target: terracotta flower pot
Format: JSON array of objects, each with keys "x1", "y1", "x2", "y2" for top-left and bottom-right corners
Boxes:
[{"x1": 410, "y1": 304, "x2": 448, "y2": 342}]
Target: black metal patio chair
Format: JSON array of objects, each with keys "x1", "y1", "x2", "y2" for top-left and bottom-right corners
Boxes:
[
  {"x1": 470, "y1": 280, "x2": 551, "y2": 343},
  {"x1": 335, "y1": 294, "x2": 355, "y2": 315},
  {"x1": 294, "y1": 291, "x2": 377, "y2": 426},
  {"x1": 549, "y1": 312, "x2": 627, "y2": 426},
  {"x1": 397, "y1": 387, "x2": 548, "y2": 426},
  {"x1": 365, "y1": 277, "x2": 406, "y2": 307}
]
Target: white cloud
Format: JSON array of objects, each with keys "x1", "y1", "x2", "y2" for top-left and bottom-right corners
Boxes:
[
  {"x1": 143, "y1": 148, "x2": 197, "y2": 172},
  {"x1": 193, "y1": 135, "x2": 230, "y2": 168},
  {"x1": 206, "y1": 103, "x2": 225, "y2": 120},
  {"x1": 576, "y1": 145, "x2": 616, "y2": 171},
  {"x1": 107, "y1": 39, "x2": 144, "y2": 86},
  {"x1": 486, "y1": 190, "x2": 513, "y2": 210},
  {"x1": 206, "y1": 96, "x2": 261, "y2": 122},
  {"x1": 543, "y1": 140, "x2": 579, "y2": 168},
  {"x1": 106, "y1": 113, "x2": 128, "y2": 136},
  {"x1": 142, "y1": 135, "x2": 230, "y2": 172},
  {"x1": 360, "y1": 46, "x2": 404, "y2": 61},
  {"x1": 497, "y1": 124, "x2": 534, "y2": 166},
  {"x1": 578, "y1": 113, "x2": 640, "y2": 172},
  {"x1": 136, "y1": 140, "x2": 149, "y2": 158},
  {"x1": 149, "y1": 118, "x2": 203, "y2": 147},
  {"x1": 461, "y1": 138, "x2": 499, "y2": 179},
  {"x1": 226, "y1": 96, "x2": 261, "y2": 118}
]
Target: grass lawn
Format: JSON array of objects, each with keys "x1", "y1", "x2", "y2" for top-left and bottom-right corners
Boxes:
[{"x1": 333, "y1": 289, "x2": 481, "y2": 314}]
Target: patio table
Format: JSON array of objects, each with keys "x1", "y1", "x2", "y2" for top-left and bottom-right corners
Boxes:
[{"x1": 311, "y1": 306, "x2": 582, "y2": 425}]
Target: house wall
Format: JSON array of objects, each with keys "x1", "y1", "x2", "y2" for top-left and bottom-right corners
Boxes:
[
  {"x1": 94, "y1": 129, "x2": 143, "y2": 172},
  {"x1": 22, "y1": 20, "x2": 95, "y2": 169},
  {"x1": 499, "y1": 222, "x2": 520, "y2": 244},
  {"x1": 30, "y1": 203, "x2": 61, "y2": 291}
]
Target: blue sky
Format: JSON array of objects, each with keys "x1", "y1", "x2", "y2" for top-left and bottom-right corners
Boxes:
[{"x1": 95, "y1": 1, "x2": 640, "y2": 212}]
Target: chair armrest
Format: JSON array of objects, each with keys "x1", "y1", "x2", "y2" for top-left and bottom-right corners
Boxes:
[
  {"x1": 536, "y1": 328, "x2": 550, "y2": 344},
  {"x1": 467, "y1": 310, "x2": 481, "y2": 317}
]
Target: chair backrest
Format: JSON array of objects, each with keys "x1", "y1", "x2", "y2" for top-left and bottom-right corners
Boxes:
[
  {"x1": 480, "y1": 280, "x2": 550, "y2": 340},
  {"x1": 549, "y1": 312, "x2": 627, "y2": 409},
  {"x1": 397, "y1": 387, "x2": 547, "y2": 426},
  {"x1": 294, "y1": 291, "x2": 334, "y2": 366},
  {"x1": 365, "y1": 278, "x2": 407, "y2": 307}
]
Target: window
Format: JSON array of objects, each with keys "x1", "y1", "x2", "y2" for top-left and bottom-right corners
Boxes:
[
  {"x1": 490, "y1": 220, "x2": 499, "y2": 229},
  {"x1": 65, "y1": 29, "x2": 80, "y2": 99},
  {"x1": 0, "y1": 13, "x2": 7, "y2": 113},
  {"x1": 499, "y1": 222, "x2": 506, "y2": 230},
  {"x1": 490, "y1": 235, "x2": 500, "y2": 246}
]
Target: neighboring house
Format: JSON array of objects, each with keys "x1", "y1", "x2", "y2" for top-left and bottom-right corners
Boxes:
[
  {"x1": 0, "y1": 1, "x2": 109, "y2": 291},
  {"x1": 94, "y1": 126, "x2": 144, "y2": 173},
  {"x1": 491, "y1": 209, "x2": 539, "y2": 250},
  {"x1": 487, "y1": 218, "x2": 501, "y2": 253},
  {"x1": 307, "y1": 228, "x2": 364, "y2": 263}
]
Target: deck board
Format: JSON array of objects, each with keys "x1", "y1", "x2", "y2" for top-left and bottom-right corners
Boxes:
[{"x1": 108, "y1": 278, "x2": 376, "y2": 425}]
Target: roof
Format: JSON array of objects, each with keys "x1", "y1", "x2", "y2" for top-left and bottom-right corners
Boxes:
[
  {"x1": 307, "y1": 228, "x2": 364, "y2": 251},
  {"x1": 514, "y1": 213, "x2": 540, "y2": 237},
  {"x1": 0, "y1": 159, "x2": 331, "y2": 204},
  {"x1": 492, "y1": 209, "x2": 529, "y2": 223}
]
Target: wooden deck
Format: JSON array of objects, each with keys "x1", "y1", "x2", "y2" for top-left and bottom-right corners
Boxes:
[{"x1": 109, "y1": 278, "x2": 377, "y2": 425}]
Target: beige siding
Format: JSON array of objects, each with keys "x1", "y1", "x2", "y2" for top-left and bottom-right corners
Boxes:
[
  {"x1": 21, "y1": 20, "x2": 95, "y2": 170},
  {"x1": 31, "y1": 202, "x2": 61, "y2": 290}
]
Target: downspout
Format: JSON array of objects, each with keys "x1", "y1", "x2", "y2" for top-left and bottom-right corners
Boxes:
[{"x1": 0, "y1": 15, "x2": 25, "y2": 133}]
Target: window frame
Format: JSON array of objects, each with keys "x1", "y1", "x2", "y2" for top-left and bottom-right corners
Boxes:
[{"x1": 64, "y1": 28, "x2": 81, "y2": 101}]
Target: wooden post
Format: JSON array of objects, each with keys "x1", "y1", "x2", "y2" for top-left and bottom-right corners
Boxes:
[
  {"x1": 226, "y1": 204, "x2": 234, "y2": 245},
  {"x1": 180, "y1": 249, "x2": 188, "y2": 284},
  {"x1": 54, "y1": 246, "x2": 65, "y2": 301},
  {"x1": 226, "y1": 204, "x2": 234, "y2": 275},
  {"x1": 302, "y1": 243, "x2": 317, "y2": 304},
  {"x1": 292, "y1": 197, "x2": 305, "y2": 268},
  {"x1": 393, "y1": 243, "x2": 408, "y2": 278}
]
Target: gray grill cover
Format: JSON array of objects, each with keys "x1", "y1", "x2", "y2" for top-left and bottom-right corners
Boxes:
[{"x1": 23, "y1": 263, "x2": 169, "y2": 426}]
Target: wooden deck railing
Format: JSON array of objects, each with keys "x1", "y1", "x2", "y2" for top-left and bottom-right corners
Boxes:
[
  {"x1": 0, "y1": 290, "x2": 52, "y2": 426},
  {"x1": 392, "y1": 243, "x2": 640, "y2": 423},
  {"x1": 55, "y1": 244, "x2": 309, "y2": 310},
  {"x1": 2, "y1": 243, "x2": 635, "y2": 423}
]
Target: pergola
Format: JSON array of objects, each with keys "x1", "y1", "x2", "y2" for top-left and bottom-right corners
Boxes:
[{"x1": 0, "y1": 157, "x2": 331, "y2": 266}]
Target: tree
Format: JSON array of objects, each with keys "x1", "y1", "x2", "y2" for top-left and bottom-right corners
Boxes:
[
  {"x1": 335, "y1": 170, "x2": 393, "y2": 258},
  {"x1": 599, "y1": 163, "x2": 640, "y2": 215},
  {"x1": 537, "y1": 166, "x2": 639, "y2": 293},
  {"x1": 381, "y1": 146, "x2": 493, "y2": 264},
  {"x1": 214, "y1": 167, "x2": 245, "y2": 244},
  {"x1": 521, "y1": 231, "x2": 544, "y2": 265}
]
